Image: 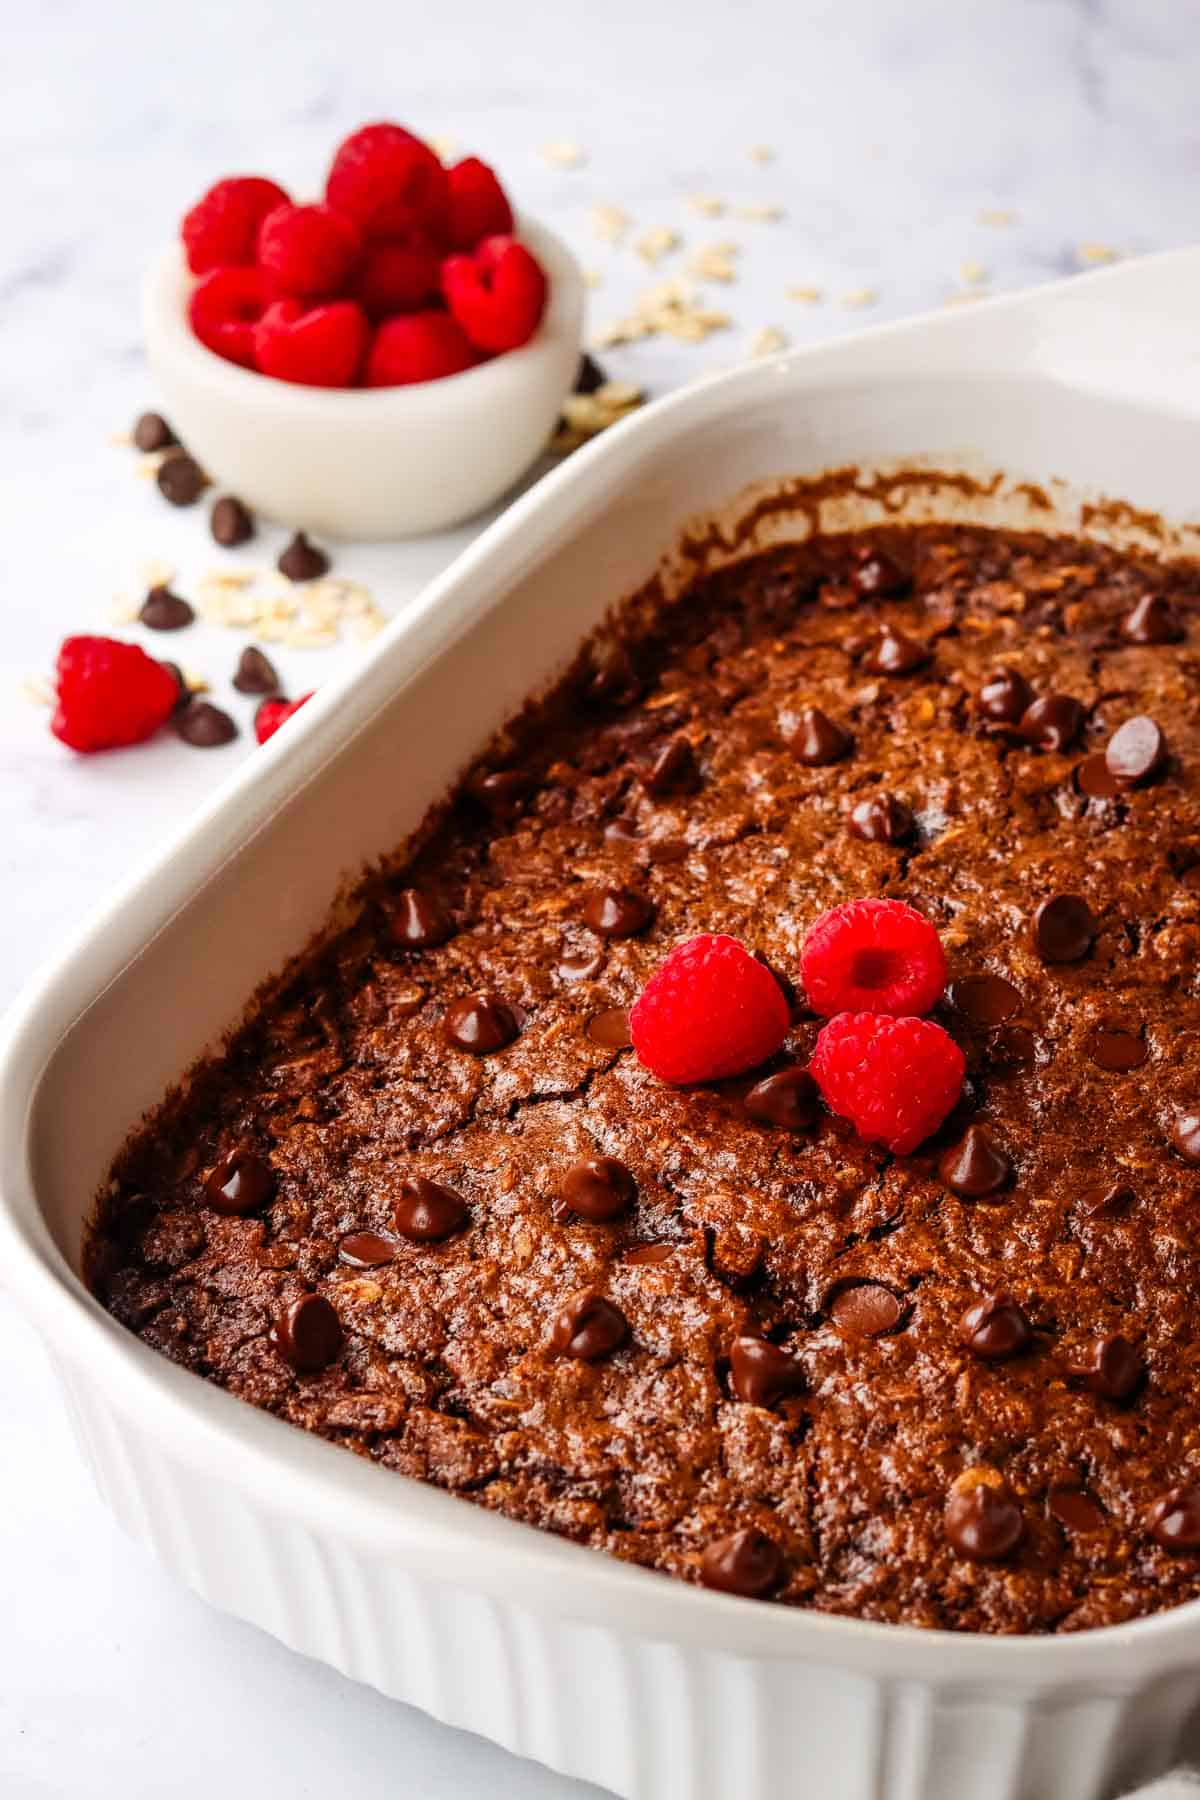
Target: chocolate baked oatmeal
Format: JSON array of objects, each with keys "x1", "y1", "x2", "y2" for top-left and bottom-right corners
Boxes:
[{"x1": 90, "y1": 519, "x2": 1200, "y2": 1635}]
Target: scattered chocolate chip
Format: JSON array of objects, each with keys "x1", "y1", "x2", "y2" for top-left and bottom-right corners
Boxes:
[
  {"x1": 1019, "y1": 694, "x2": 1085, "y2": 752},
  {"x1": 851, "y1": 546, "x2": 908, "y2": 597},
  {"x1": 156, "y1": 450, "x2": 208, "y2": 507},
  {"x1": 559, "y1": 1157, "x2": 636, "y2": 1223},
  {"x1": 338, "y1": 1230, "x2": 398, "y2": 1267},
  {"x1": 1033, "y1": 894, "x2": 1097, "y2": 964},
  {"x1": 133, "y1": 410, "x2": 177, "y2": 452},
  {"x1": 743, "y1": 1066, "x2": 819, "y2": 1130},
  {"x1": 204, "y1": 1147, "x2": 275, "y2": 1214},
  {"x1": 585, "y1": 642, "x2": 641, "y2": 706},
  {"x1": 949, "y1": 974, "x2": 1022, "y2": 1027},
  {"x1": 644, "y1": 736, "x2": 700, "y2": 797},
  {"x1": 699, "y1": 1527, "x2": 783, "y2": 1598},
  {"x1": 471, "y1": 767, "x2": 531, "y2": 821},
  {"x1": 789, "y1": 707, "x2": 852, "y2": 766},
  {"x1": 232, "y1": 645, "x2": 279, "y2": 695},
  {"x1": 558, "y1": 948, "x2": 605, "y2": 982},
  {"x1": 1048, "y1": 1487, "x2": 1106, "y2": 1533},
  {"x1": 944, "y1": 1482, "x2": 1024, "y2": 1561},
  {"x1": 394, "y1": 1176, "x2": 470, "y2": 1242},
  {"x1": 138, "y1": 584, "x2": 195, "y2": 631},
  {"x1": 829, "y1": 1281, "x2": 902, "y2": 1337},
  {"x1": 550, "y1": 1291, "x2": 629, "y2": 1360},
  {"x1": 1077, "y1": 1182, "x2": 1135, "y2": 1219},
  {"x1": 1105, "y1": 716, "x2": 1167, "y2": 787},
  {"x1": 959, "y1": 1294, "x2": 1032, "y2": 1361},
  {"x1": 985, "y1": 1024, "x2": 1039, "y2": 1074},
  {"x1": 1171, "y1": 1112, "x2": 1200, "y2": 1165},
  {"x1": 848, "y1": 792, "x2": 914, "y2": 844},
  {"x1": 939, "y1": 1125, "x2": 1011, "y2": 1198},
  {"x1": 443, "y1": 992, "x2": 521, "y2": 1054},
  {"x1": 278, "y1": 531, "x2": 330, "y2": 582},
  {"x1": 978, "y1": 666, "x2": 1034, "y2": 726},
  {"x1": 174, "y1": 699, "x2": 238, "y2": 747},
  {"x1": 861, "y1": 626, "x2": 929, "y2": 676},
  {"x1": 623, "y1": 1241, "x2": 676, "y2": 1265},
  {"x1": 582, "y1": 886, "x2": 655, "y2": 938},
  {"x1": 1122, "y1": 594, "x2": 1182, "y2": 645},
  {"x1": 210, "y1": 494, "x2": 254, "y2": 547},
  {"x1": 390, "y1": 887, "x2": 452, "y2": 950},
  {"x1": 729, "y1": 1336, "x2": 806, "y2": 1408},
  {"x1": 1147, "y1": 1485, "x2": 1200, "y2": 1549},
  {"x1": 586, "y1": 1007, "x2": 632, "y2": 1049},
  {"x1": 270, "y1": 1293, "x2": 343, "y2": 1372},
  {"x1": 1074, "y1": 753, "x2": 1125, "y2": 800},
  {"x1": 159, "y1": 661, "x2": 191, "y2": 713},
  {"x1": 646, "y1": 836, "x2": 688, "y2": 865},
  {"x1": 1085, "y1": 1028, "x2": 1147, "y2": 1072},
  {"x1": 1067, "y1": 1334, "x2": 1142, "y2": 1401},
  {"x1": 574, "y1": 352, "x2": 607, "y2": 394}
]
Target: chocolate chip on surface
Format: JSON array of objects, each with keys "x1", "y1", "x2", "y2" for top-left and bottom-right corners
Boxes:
[
  {"x1": 156, "y1": 450, "x2": 208, "y2": 506},
  {"x1": 278, "y1": 531, "x2": 331, "y2": 582},
  {"x1": 848, "y1": 792, "x2": 914, "y2": 844},
  {"x1": 1122, "y1": 594, "x2": 1182, "y2": 645},
  {"x1": 959, "y1": 1294, "x2": 1032, "y2": 1360},
  {"x1": 443, "y1": 992, "x2": 520, "y2": 1053},
  {"x1": 204, "y1": 1147, "x2": 275, "y2": 1215},
  {"x1": 829, "y1": 1281, "x2": 903, "y2": 1337},
  {"x1": 338, "y1": 1230, "x2": 398, "y2": 1267},
  {"x1": 949, "y1": 974, "x2": 1022, "y2": 1027},
  {"x1": 944, "y1": 1481, "x2": 1024, "y2": 1561},
  {"x1": 1066, "y1": 1334, "x2": 1142, "y2": 1401},
  {"x1": 1105, "y1": 716, "x2": 1167, "y2": 786},
  {"x1": 644, "y1": 735, "x2": 700, "y2": 797},
  {"x1": 1019, "y1": 694, "x2": 1085, "y2": 752},
  {"x1": 1147, "y1": 1485, "x2": 1200, "y2": 1549},
  {"x1": 558, "y1": 1157, "x2": 636, "y2": 1222},
  {"x1": 729, "y1": 1336, "x2": 806, "y2": 1408},
  {"x1": 743, "y1": 1066, "x2": 819, "y2": 1129},
  {"x1": 270, "y1": 1293, "x2": 343, "y2": 1372},
  {"x1": 1085, "y1": 1028, "x2": 1147, "y2": 1072},
  {"x1": 861, "y1": 626, "x2": 928, "y2": 676},
  {"x1": 550, "y1": 1291, "x2": 629, "y2": 1360},
  {"x1": 138, "y1": 585, "x2": 195, "y2": 631},
  {"x1": 582, "y1": 886, "x2": 654, "y2": 938},
  {"x1": 174, "y1": 699, "x2": 238, "y2": 746},
  {"x1": 132, "y1": 410, "x2": 177, "y2": 452},
  {"x1": 210, "y1": 494, "x2": 255, "y2": 547},
  {"x1": 1033, "y1": 894, "x2": 1097, "y2": 964},
  {"x1": 789, "y1": 706, "x2": 852, "y2": 766},
  {"x1": 586, "y1": 1007, "x2": 632, "y2": 1049},
  {"x1": 699, "y1": 1527, "x2": 783, "y2": 1597},
  {"x1": 977, "y1": 666, "x2": 1033, "y2": 726},
  {"x1": 390, "y1": 887, "x2": 452, "y2": 950},
  {"x1": 393, "y1": 1176, "x2": 470, "y2": 1242},
  {"x1": 232, "y1": 645, "x2": 279, "y2": 694},
  {"x1": 939, "y1": 1125, "x2": 1011, "y2": 1198}
]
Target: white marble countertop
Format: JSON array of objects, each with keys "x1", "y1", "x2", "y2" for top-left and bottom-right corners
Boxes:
[{"x1": 3, "y1": 0, "x2": 1198, "y2": 1792}]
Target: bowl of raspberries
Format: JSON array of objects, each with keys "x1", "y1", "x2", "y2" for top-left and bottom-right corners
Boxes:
[{"x1": 143, "y1": 123, "x2": 584, "y2": 539}]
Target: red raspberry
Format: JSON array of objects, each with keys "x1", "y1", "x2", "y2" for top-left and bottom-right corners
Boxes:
[
  {"x1": 254, "y1": 299, "x2": 368, "y2": 388},
  {"x1": 182, "y1": 176, "x2": 291, "y2": 274},
  {"x1": 354, "y1": 234, "x2": 442, "y2": 319},
  {"x1": 255, "y1": 692, "x2": 314, "y2": 744},
  {"x1": 326, "y1": 123, "x2": 450, "y2": 241},
  {"x1": 800, "y1": 898, "x2": 947, "y2": 1018},
  {"x1": 441, "y1": 235, "x2": 547, "y2": 353},
  {"x1": 810, "y1": 1013, "x2": 965, "y2": 1155},
  {"x1": 364, "y1": 311, "x2": 480, "y2": 386},
  {"x1": 189, "y1": 266, "x2": 273, "y2": 368},
  {"x1": 256, "y1": 202, "x2": 362, "y2": 301},
  {"x1": 630, "y1": 933, "x2": 791, "y2": 1085},
  {"x1": 51, "y1": 636, "x2": 178, "y2": 753},
  {"x1": 446, "y1": 156, "x2": 514, "y2": 250}
]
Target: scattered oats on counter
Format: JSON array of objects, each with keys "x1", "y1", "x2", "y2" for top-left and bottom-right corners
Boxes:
[
  {"x1": 841, "y1": 287, "x2": 879, "y2": 309},
  {"x1": 549, "y1": 381, "x2": 646, "y2": 456},
  {"x1": 978, "y1": 208, "x2": 1017, "y2": 227},
  {"x1": 428, "y1": 134, "x2": 458, "y2": 160},
  {"x1": 687, "y1": 195, "x2": 726, "y2": 217},
  {"x1": 135, "y1": 452, "x2": 171, "y2": 479},
  {"x1": 689, "y1": 240, "x2": 740, "y2": 283},
  {"x1": 541, "y1": 139, "x2": 586, "y2": 169},
  {"x1": 1078, "y1": 241, "x2": 1120, "y2": 265},
  {"x1": 748, "y1": 144, "x2": 775, "y2": 163},
  {"x1": 736, "y1": 201, "x2": 784, "y2": 222},
  {"x1": 140, "y1": 558, "x2": 176, "y2": 590},
  {"x1": 20, "y1": 677, "x2": 54, "y2": 708},
  {"x1": 787, "y1": 285, "x2": 824, "y2": 304},
  {"x1": 958, "y1": 259, "x2": 988, "y2": 285},
  {"x1": 748, "y1": 325, "x2": 789, "y2": 358},
  {"x1": 635, "y1": 225, "x2": 682, "y2": 266},
  {"x1": 591, "y1": 203, "x2": 630, "y2": 243},
  {"x1": 593, "y1": 277, "x2": 732, "y2": 348},
  {"x1": 944, "y1": 289, "x2": 989, "y2": 307},
  {"x1": 582, "y1": 268, "x2": 604, "y2": 289}
]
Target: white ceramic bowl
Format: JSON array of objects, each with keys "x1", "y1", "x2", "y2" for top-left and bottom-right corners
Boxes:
[
  {"x1": 142, "y1": 215, "x2": 584, "y2": 540},
  {"x1": 9, "y1": 251, "x2": 1200, "y2": 1800}
]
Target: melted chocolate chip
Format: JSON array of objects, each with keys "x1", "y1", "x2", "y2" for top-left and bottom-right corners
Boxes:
[
  {"x1": 210, "y1": 494, "x2": 254, "y2": 547},
  {"x1": 138, "y1": 585, "x2": 195, "y2": 631},
  {"x1": 743, "y1": 1066, "x2": 819, "y2": 1130},
  {"x1": 851, "y1": 546, "x2": 908, "y2": 597},
  {"x1": 1048, "y1": 1487, "x2": 1106, "y2": 1533},
  {"x1": 644, "y1": 735, "x2": 701, "y2": 797},
  {"x1": 1077, "y1": 1182, "x2": 1135, "y2": 1219},
  {"x1": 978, "y1": 666, "x2": 1034, "y2": 726},
  {"x1": 586, "y1": 1007, "x2": 632, "y2": 1048},
  {"x1": 582, "y1": 886, "x2": 655, "y2": 938},
  {"x1": 156, "y1": 450, "x2": 207, "y2": 506},
  {"x1": 443, "y1": 993, "x2": 520, "y2": 1053},
  {"x1": 1122, "y1": 594, "x2": 1182, "y2": 645},
  {"x1": 232, "y1": 645, "x2": 279, "y2": 695},
  {"x1": 471, "y1": 768, "x2": 531, "y2": 821},
  {"x1": 959, "y1": 1294, "x2": 1032, "y2": 1361},
  {"x1": 729, "y1": 1336, "x2": 806, "y2": 1408},
  {"x1": 1147, "y1": 1485, "x2": 1200, "y2": 1549},
  {"x1": 393, "y1": 1176, "x2": 470, "y2": 1242},
  {"x1": 1019, "y1": 694, "x2": 1085, "y2": 752},
  {"x1": 699, "y1": 1528, "x2": 783, "y2": 1597},
  {"x1": 1172, "y1": 1112, "x2": 1200, "y2": 1164},
  {"x1": 270, "y1": 1293, "x2": 343, "y2": 1372},
  {"x1": 646, "y1": 837, "x2": 689, "y2": 865},
  {"x1": 861, "y1": 626, "x2": 929, "y2": 676},
  {"x1": 174, "y1": 699, "x2": 237, "y2": 746},
  {"x1": 623, "y1": 1242, "x2": 676, "y2": 1265},
  {"x1": 549, "y1": 1291, "x2": 629, "y2": 1360},
  {"x1": 1067, "y1": 1334, "x2": 1142, "y2": 1401},
  {"x1": 789, "y1": 707, "x2": 852, "y2": 766},
  {"x1": 949, "y1": 974, "x2": 1022, "y2": 1028},
  {"x1": 391, "y1": 888, "x2": 453, "y2": 950},
  {"x1": 278, "y1": 531, "x2": 330, "y2": 582},
  {"x1": 829, "y1": 1281, "x2": 903, "y2": 1337},
  {"x1": 939, "y1": 1125, "x2": 1011, "y2": 1198},
  {"x1": 1085, "y1": 1028, "x2": 1147, "y2": 1072},
  {"x1": 1074, "y1": 753, "x2": 1125, "y2": 800},
  {"x1": 944, "y1": 1483, "x2": 1024, "y2": 1561},
  {"x1": 133, "y1": 411, "x2": 176, "y2": 452},
  {"x1": 848, "y1": 792, "x2": 914, "y2": 844},
  {"x1": 338, "y1": 1230, "x2": 398, "y2": 1267},
  {"x1": 1105, "y1": 716, "x2": 1167, "y2": 786},
  {"x1": 1033, "y1": 894, "x2": 1097, "y2": 964},
  {"x1": 559, "y1": 1157, "x2": 636, "y2": 1222},
  {"x1": 205, "y1": 1147, "x2": 275, "y2": 1214},
  {"x1": 985, "y1": 1025, "x2": 1039, "y2": 1075},
  {"x1": 558, "y1": 948, "x2": 605, "y2": 982}
]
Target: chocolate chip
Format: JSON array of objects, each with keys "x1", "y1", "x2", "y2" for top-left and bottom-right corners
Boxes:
[
  {"x1": 644, "y1": 736, "x2": 700, "y2": 797},
  {"x1": 729, "y1": 1336, "x2": 806, "y2": 1408},
  {"x1": 985, "y1": 1025, "x2": 1039, "y2": 1075},
  {"x1": 939, "y1": 1125, "x2": 1011, "y2": 1198},
  {"x1": 138, "y1": 585, "x2": 195, "y2": 631},
  {"x1": 623, "y1": 1241, "x2": 676, "y2": 1265},
  {"x1": 1067, "y1": 1334, "x2": 1142, "y2": 1401},
  {"x1": 1048, "y1": 1487, "x2": 1106, "y2": 1533},
  {"x1": 1074, "y1": 753, "x2": 1125, "y2": 800},
  {"x1": 558, "y1": 948, "x2": 605, "y2": 982},
  {"x1": 338, "y1": 1230, "x2": 398, "y2": 1267},
  {"x1": 549, "y1": 1291, "x2": 629, "y2": 1360},
  {"x1": 471, "y1": 767, "x2": 531, "y2": 821},
  {"x1": 1019, "y1": 694, "x2": 1085, "y2": 752},
  {"x1": 789, "y1": 707, "x2": 852, "y2": 766},
  {"x1": 1147, "y1": 1485, "x2": 1200, "y2": 1549},
  {"x1": 586, "y1": 1007, "x2": 632, "y2": 1049},
  {"x1": 582, "y1": 886, "x2": 654, "y2": 938},
  {"x1": 1077, "y1": 1182, "x2": 1135, "y2": 1219},
  {"x1": 944, "y1": 1482, "x2": 1024, "y2": 1561},
  {"x1": 210, "y1": 494, "x2": 254, "y2": 547},
  {"x1": 743, "y1": 1066, "x2": 819, "y2": 1130},
  {"x1": 1033, "y1": 894, "x2": 1097, "y2": 964},
  {"x1": 574, "y1": 352, "x2": 607, "y2": 394},
  {"x1": 1122, "y1": 594, "x2": 1182, "y2": 645},
  {"x1": 829, "y1": 1281, "x2": 903, "y2": 1337},
  {"x1": 204, "y1": 1147, "x2": 275, "y2": 1214},
  {"x1": 1085, "y1": 1028, "x2": 1147, "y2": 1072},
  {"x1": 851, "y1": 546, "x2": 908, "y2": 597},
  {"x1": 709, "y1": 1226, "x2": 764, "y2": 1288},
  {"x1": 1171, "y1": 1112, "x2": 1200, "y2": 1164},
  {"x1": 394, "y1": 1176, "x2": 469, "y2": 1242},
  {"x1": 646, "y1": 837, "x2": 688, "y2": 865},
  {"x1": 443, "y1": 993, "x2": 520, "y2": 1054},
  {"x1": 949, "y1": 974, "x2": 1022, "y2": 1028},
  {"x1": 390, "y1": 887, "x2": 452, "y2": 950},
  {"x1": 699, "y1": 1527, "x2": 783, "y2": 1597},
  {"x1": 861, "y1": 626, "x2": 929, "y2": 676},
  {"x1": 959, "y1": 1293, "x2": 1032, "y2": 1360},
  {"x1": 133, "y1": 410, "x2": 177, "y2": 452},
  {"x1": 604, "y1": 817, "x2": 639, "y2": 845},
  {"x1": 156, "y1": 450, "x2": 207, "y2": 506},
  {"x1": 978, "y1": 667, "x2": 1033, "y2": 726},
  {"x1": 270, "y1": 1293, "x2": 343, "y2": 1372},
  {"x1": 159, "y1": 661, "x2": 191, "y2": 713},
  {"x1": 848, "y1": 792, "x2": 914, "y2": 844},
  {"x1": 232, "y1": 645, "x2": 279, "y2": 695},
  {"x1": 585, "y1": 642, "x2": 641, "y2": 707},
  {"x1": 559, "y1": 1157, "x2": 636, "y2": 1222},
  {"x1": 174, "y1": 699, "x2": 238, "y2": 746},
  {"x1": 1105, "y1": 716, "x2": 1167, "y2": 787},
  {"x1": 278, "y1": 531, "x2": 330, "y2": 582}
]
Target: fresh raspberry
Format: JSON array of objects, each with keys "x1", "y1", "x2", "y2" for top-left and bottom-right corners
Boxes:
[
  {"x1": 354, "y1": 234, "x2": 442, "y2": 319},
  {"x1": 325, "y1": 123, "x2": 450, "y2": 241},
  {"x1": 442, "y1": 235, "x2": 548, "y2": 353},
  {"x1": 189, "y1": 266, "x2": 273, "y2": 368},
  {"x1": 446, "y1": 157, "x2": 514, "y2": 250},
  {"x1": 810, "y1": 1013, "x2": 965, "y2": 1155},
  {"x1": 256, "y1": 202, "x2": 362, "y2": 300},
  {"x1": 182, "y1": 176, "x2": 291, "y2": 274},
  {"x1": 254, "y1": 299, "x2": 368, "y2": 388},
  {"x1": 800, "y1": 898, "x2": 947, "y2": 1018},
  {"x1": 51, "y1": 636, "x2": 178, "y2": 753},
  {"x1": 630, "y1": 933, "x2": 790, "y2": 1085},
  {"x1": 255, "y1": 692, "x2": 314, "y2": 745},
  {"x1": 364, "y1": 311, "x2": 480, "y2": 386}
]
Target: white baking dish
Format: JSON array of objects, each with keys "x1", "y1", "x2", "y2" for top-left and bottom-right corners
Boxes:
[{"x1": 6, "y1": 249, "x2": 1200, "y2": 1800}]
